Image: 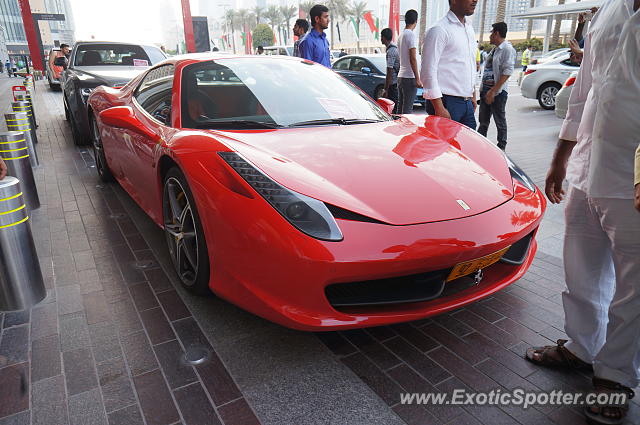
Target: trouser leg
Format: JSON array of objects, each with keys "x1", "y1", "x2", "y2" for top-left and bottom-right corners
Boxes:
[
  {"x1": 493, "y1": 92, "x2": 508, "y2": 150},
  {"x1": 398, "y1": 78, "x2": 417, "y2": 114},
  {"x1": 397, "y1": 78, "x2": 406, "y2": 114},
  {"x1": 388, "y1": 84, "x2": 399, "y2": 114},
  {"x1": 477, "y1": 92, "x2": 491, "y2": 137},
  {"x1": 592, "y1": 197, "x2": 640, "y2": 388},
  {"x1": 562, "y1": 188, "x2": 615, "y2": 363}
]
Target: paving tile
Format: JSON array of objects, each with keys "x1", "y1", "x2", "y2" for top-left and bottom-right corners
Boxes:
[
  {"x1": 31, "y1": 303, "x2": 58, "y2": 340},
  {"x1": 31, "y1": 334, "x2": 62, "y2": 382},
  {"x1": 83, "y1": 291, "x2": 111, "y2": 324},
  {"x1": 156, "y1": 290, "x2": 191, "y2": 322},
  {"x1": 63, "y1": 347, "x2": 98, "y2": 395},
  {"x1": 68, "y1": 388, "x2": 108, "y2": 425},
  {"x1": 89, "y1": 322, "x2": 122, "y2": 363},
  {"x1": 59, "y1": 311, "x2": 91, "y2": 351},
  {"x1": 56, "y1": 284, "x2": 84, "y2": 316},
  {"x1": 216, "y1": 398, "x2": 261, "y2": 425},
  {"x1": 315, "y1": 331, "x2": 357, "y2": 357},
  {"x1": 420, "y1": 322, "x2": 488, "y2": 365},
  {"x1": 452, "y1": 309, "x2": 522, "y2": 349},
  {"x1": 474, "y1": 358, "x2": 541, "y2": 392},
  {"x1": 110, "y1": 299, "x2": 143, "y2": 335},
  {"x1": 172, "y1": 317, "x2": 212, "y2": 351},
  {"x1": 126, "y1": 234, "x2": 148, "y2": 251},
  {"x1": 463, "y1": 332, "x2": 538, "y2": 378},
  {"x1": 0, "y1": 325, "x2": 29, "y2": 367},
  {"x1": 341, "y1": 329, "x2": 402, "y2": 370},
  {"x1": 97, "y1": 357, "x2": 136, "y2": 413},
  {"x1": 153, "y1": 340, "x2": 197, "y2": 389},
  {"x1": 173, "y1": 382, "x2": 221, "y2": 425},
  {"x1": 0, "y1": 362, "x2": 29, "y2": 418},
  {"x1": 2, "y1": 311, "x2": 30, "y2": 329},
  {"x1": 129, "y1": 282, "x2": 159, "y2": 312},
  {"x1": 0, "y1": 411, "x2": 30, "y2": 425},
  {"x1": 195, "y1": 350, "x2": 242, "y2": 407},
  {"x1": 392, "y1": 404, "x2": 440, "y2": 425},
  {"x1": 133, "y1": 369, "x2": 180, "y2": 425},
  {"x1": 383, "y1": 336, "x2": 451, "y2": 385},
  {"x1": 144, "y1": 268, "x2": 173, "y2": 293},
  {"x1": 32, "y1": 375, "x2": 68, "y2": 425},
  {"x1": 365, "y1": 326, "x2": 397, "y2": 342},
  {"x1": 427, "y1": 346, "x2": 498, "y2": 392},
  {"x1": 139, "y1": 307, "x2": 175, "y2": 345},
  {"x1": 120, "y1": 331, "x2": 158, "y2": 376},
  {"x1": 391, "y1": 323, "x2": 440, "y2": 353},
  {"x1": 107, "y1": 405, "x2": 145, "y2": 425},
  {"x1": 341, "y1": 352, "x2": 402, "y2": 405}
]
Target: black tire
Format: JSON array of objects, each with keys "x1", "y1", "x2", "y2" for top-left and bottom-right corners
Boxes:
[
  {"x1": 374, "y1": 85, "x2": 384, "y2": 100},
  {"x1": 63, "y1": 95, "x2": 70, "y2": 121},
  {"x1": 162, "y1": 167, "x2": 211, "y2": 295},
  {"x1": 537, "y1": 82, "x2": 561, "y2": 110},
  {"x1": 90, "y1": 113, "x2": 114, "y2": 182}
]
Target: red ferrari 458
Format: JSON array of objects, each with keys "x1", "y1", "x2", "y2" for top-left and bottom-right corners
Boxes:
[{"x1": 87, "y1": 54, "x2": 545, "y2": 331}]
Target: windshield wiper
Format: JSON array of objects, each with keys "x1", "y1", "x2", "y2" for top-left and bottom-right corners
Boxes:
[
  {"x1": 194, "y1": 120, "x2": 283, "y2": 129},
  {"x1": 288, "y1": 118, "x2": 384, "y2": 127}
]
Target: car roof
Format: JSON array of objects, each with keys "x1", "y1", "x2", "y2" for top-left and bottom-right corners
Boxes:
[
  {"x1": 73, "y1": 41, "x2": 159, "y2": 48},
  {"x1": 335, "y1": 53, "x2": 385, "y2": 60}
]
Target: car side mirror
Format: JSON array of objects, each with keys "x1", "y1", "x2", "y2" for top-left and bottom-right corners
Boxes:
[
  {"x1": 54, "y1": 57, "x2": 66, "y2": 67},
  {"x1": 376, "y1": 97, "x2": 395, "y2": 114},
  {"x1": 361, "y1": 67, "x2": 371, "y2": 74},
  {"x1": 99, "y1": 106, "x2": 160, "y2": 142}
]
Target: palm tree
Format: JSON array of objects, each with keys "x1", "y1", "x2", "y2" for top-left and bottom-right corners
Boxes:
[
  {"x1": 299, "y1": 1, "x2": 315, "y2": 22},
  {"x1": 526, "y1": 0, "x2": 535, "y2": 39},
  {"x1": 478, "y1": 0, "x2": 488, "y2": 43},
  {"x1": 280, "y1": 5, "x2": 298, "y2": 45},
  {"x1": 224, "y1": 9, "x2": 237, "y2": 53},
  {"x1": 265, "y1": 5, "x2": 281, "y2": 44},
  {"x1": 496, "y1": 0, "x2": 506, "y2": 22},
  {"x1": 419, "y1": 0, "x2": 427, "y2": 51},
  {"x1": 348, "y1": 0, "x2": 369, "y2": 53},
  {"x1": 253, "y1": 6, "x2": 264, "y2": 26},
  {"x1": 552, "y1": 0, "x2": 565, "y2": 45}
]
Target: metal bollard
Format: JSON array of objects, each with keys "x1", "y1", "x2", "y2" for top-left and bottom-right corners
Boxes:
[
  {"x1": 0, "y1": 176, "x2": 46, "y2": 311},
  {"x1": 0, "y1": 132, "x2": 40, "y2": 210},
  {"x1": 4, "y1": 112, "x2": 38, "y2": 167},
  {"x1": 11, "y1": 102, "x2": 36, "y2": 138},
  {"x1": 15, "y1": 93, "x2": 37, "y2": 129}
]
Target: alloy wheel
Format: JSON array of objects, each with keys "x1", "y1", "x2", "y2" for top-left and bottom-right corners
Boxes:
[
  {"x1": 163, "y1": 177, "x2": 200, "y2": 287},
  {"x1": 91, "y1": 117, "x2": 107, "y2": 178},
  {"x1": 540, "y1": 86, "x2": 558, "y2": 108}
]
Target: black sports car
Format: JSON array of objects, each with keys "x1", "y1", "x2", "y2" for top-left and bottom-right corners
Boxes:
[{"x1": 58, "y1": 41, "x2": 166, "y2": 145}]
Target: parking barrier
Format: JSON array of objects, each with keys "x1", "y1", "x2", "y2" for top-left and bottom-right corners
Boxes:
[
  {"x1": 4, "y1": 112, "x2": 38, "y2": 167},
  {"x1": 14, "y1": 93, "x2": 37, "y2": 129},
  {"x1": 0, "y1": 132, "x2": 40, "y2": 210},
  {"x1": 11, "y1": 101, "x2": 36, "y2": 138},
  {"x1": 0, "y1": 176, "x2": 46, "y2": 311}
]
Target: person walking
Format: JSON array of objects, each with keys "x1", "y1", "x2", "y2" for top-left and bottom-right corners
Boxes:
[
  {"x1": 521, "y1": 45, "x2": 532, "y2": 71},
  {"x1": 4, "y1": 60, "x2": 9, "y2": 77},
  {"x1": 396, "y1": 9, "x2": 421, "y2": 114},
  {"x1": 526, "y1": 1, "x2": 640, "y2": 424},
  {"x1": 420, "y1": 0, "x2": 478, "y2": 128},
  {"x1": 381, "y1": 28, "x2": 399, "y2": 112},
  {"x1": 299, "y1": 4, "x2": 331, "y2": 68},
  {"x1": 293, "y1": 18, "x2": 309, "y2": 57},
  {"x1": 477, "y1": 22, "x2": 516, "y2": 151}
]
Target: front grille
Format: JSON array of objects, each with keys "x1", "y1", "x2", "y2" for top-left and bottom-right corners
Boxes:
[
  {"x1": 325, "y1": 269, "x2": 450, "y2": 307},
  {"x1": 500, "y1": 232, "x2": 534, "y2": 265}
]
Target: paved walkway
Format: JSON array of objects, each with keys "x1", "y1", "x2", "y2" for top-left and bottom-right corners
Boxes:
[{"x1": 0, "y1": 74, "x2": 637, "y2": 425}]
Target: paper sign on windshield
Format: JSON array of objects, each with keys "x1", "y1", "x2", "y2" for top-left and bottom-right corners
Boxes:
[{"x1": 133, "y1": 59, "x2": 149, "y2": 67}]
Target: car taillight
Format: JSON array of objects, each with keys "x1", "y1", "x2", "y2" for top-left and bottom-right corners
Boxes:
[
  {"x1": 524, "y1": 69, "x2": 536, "y2": 76},
  {"x1": 563, "y1": 76, "x2": 576, "y2": 88}
]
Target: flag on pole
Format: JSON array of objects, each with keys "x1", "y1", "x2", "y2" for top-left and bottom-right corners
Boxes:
[
  {"x1": 350, "y1": 17, "x2": 360, "y2": 40},
  {"x1": 375, "y1": 17, "x2": 379, "y2": 39},
  {"x1": 388, "y1": 0, "x2": 400, "y2": 40},
  {"x1": 363, "y1": 11, "x2": 377, "y2": 33}
]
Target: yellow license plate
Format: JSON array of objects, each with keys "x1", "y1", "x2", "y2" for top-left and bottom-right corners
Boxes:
[{"x1": 446, "y1": 246, "x2": 511, "y2": 282}]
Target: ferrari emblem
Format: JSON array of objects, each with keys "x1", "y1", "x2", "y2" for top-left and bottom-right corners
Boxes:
[{"x1": 457, "y1": 200, "x2": 471, "y2": 210}]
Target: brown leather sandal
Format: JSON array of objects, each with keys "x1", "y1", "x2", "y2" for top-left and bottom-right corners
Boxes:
[
  {"x1": 525, "y1": 339, "x2": 593, "y2": 370},
  {"x1": 584, "y1": 377, "x2": 635, "y2": 425}
]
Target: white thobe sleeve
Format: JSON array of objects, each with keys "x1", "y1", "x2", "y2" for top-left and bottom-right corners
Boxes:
[{"x1": 420, "y1": 26, "x2": 447, "y2": 100}]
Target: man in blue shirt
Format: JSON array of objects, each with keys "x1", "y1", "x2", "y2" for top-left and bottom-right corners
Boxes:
[{"x1": 299, "y1": 4, "x2": 331, "y2": 68}]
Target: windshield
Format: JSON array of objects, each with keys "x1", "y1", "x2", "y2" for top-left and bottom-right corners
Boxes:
[
  {"x1": 74, "y1": 44, "x2": 153, "y2": 66},
  {"x1": 367, "y1": 56, "x2": 387, "y2": 73},
  {"x1": 180, "y1": 58, "x2": 390, "y2": 129}
]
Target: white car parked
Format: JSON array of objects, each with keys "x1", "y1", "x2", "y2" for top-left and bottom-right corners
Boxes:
[
  {"x1": 555, "y1": 71, "x2": 579, "y2": 119},
  {"x1": 520, "y1": 52, "x2": 580, "y2": 110}
]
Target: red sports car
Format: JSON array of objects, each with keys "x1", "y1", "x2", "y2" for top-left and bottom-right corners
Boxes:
[{"x1": 87, "y1": 54, "x2": 545, "y2": 331}]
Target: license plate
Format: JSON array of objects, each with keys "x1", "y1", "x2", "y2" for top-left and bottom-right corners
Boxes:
[{"x1": 446, "y1": 246, "x2": 511, "y2": 282}]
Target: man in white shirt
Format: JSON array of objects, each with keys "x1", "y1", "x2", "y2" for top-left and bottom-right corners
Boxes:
[
  {"x1": 420, "y1": 0, "x2": 478, "y2": 129},
  {"x1": 396, "y1": 9, "x2": 422, "y2": 114},
  {"x1": 526, "y1": 2, "x2": 640, "y2": 423}
]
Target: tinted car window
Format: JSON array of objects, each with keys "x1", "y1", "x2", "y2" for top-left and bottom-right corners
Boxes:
[
  {"x1": 349, "y1": 58, "x2": 368, "y2": 72},
  {"x1": 74, "y1": 44, "x2": 151, "y2": 66},
  {"x1": 333, "y1": 58, "x2": 350, "y2": 70},
  {"x1": 144, "y1": 46, "x2": 168, "y2": 65},
  {"x1": 135, "y1": 64, "x2": 175, "y2": 125},
  {"x1": 181, "y1": 58, "x2": 389, "y2": 129}
]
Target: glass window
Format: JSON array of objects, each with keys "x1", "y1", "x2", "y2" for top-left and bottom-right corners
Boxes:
[
  {"x1": 135, "y1": 64, "x2": 175, "y2": 125},
  {"x1": 349, "y1": 58, "x2": 368, "y2": 72},
  {"x1": 144, "y1": 46, "x2": 168, "y2": 65},
  {"x1": 180, "y1": 58, "x2": 390, "y2": 129},
  {"x1": 74, "y1": 44, "x2": 152, "y2": 66},
  {"x1": 333, "y1": 58, "x2": 350, "y2": 70}
]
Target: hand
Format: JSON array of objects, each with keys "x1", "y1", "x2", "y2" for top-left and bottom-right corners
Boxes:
[
  {"x1": 416, "y1": 80, "x2": 423, "y2": 89},
  {"x1": 382, "y1": 89, "x2": 388, "y2": 98},
  {"x1": 0, "y1": 158, "x2": 6, "y2": 180},
  {"x1": 545, "y1": 161, "x2": 567, "y2": 203},
  {"x1": 484, "y1": 90, "x2": 496, "y2": 105},
  {"x1": 578, "y1": 12, "x2": 586, "y2": 24},
  {"x1": 471, "y1": 97, "x2": 477, "y2": 111},
  {"x1": 635, "y1": 183, "x2": 640, "y2": 213},
  {"x1": 568, "y1": 39, "x2": 582, "y2": 56},
  {"x1": 434, "y1": 105, "x2": 451, "y2": 120}
]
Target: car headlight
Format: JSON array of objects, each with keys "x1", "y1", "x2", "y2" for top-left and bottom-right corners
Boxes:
[
  {"x1": 505, "y1": 155, "x2": 536, "y2": 192},
  {"x1": 219, "y1": 152, "x2": 343, "y2": 241}
]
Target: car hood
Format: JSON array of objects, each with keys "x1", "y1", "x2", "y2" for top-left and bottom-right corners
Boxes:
[
  {"x1": 214, "y1": 117, "x2": 514, "y2": 225},
  {"x1": 74, "y1": 66, "x2": 148, "y2": 85}
]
